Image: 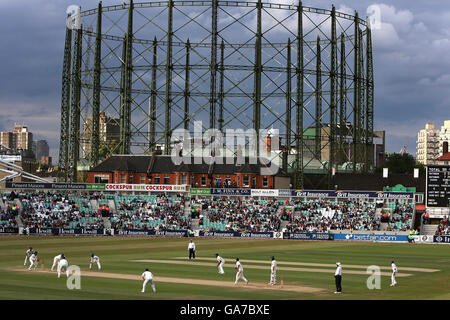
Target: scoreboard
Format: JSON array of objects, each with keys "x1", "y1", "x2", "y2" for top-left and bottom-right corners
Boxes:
[{"x1": 426, "y1": 165, "x2": 450, "y2": 207}]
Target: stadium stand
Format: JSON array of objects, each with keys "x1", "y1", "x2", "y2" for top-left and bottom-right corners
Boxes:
[
  {"x1": 435, "y1": 218, "x2": 450, "y2": 235},
  {"x1": 192, "y1": 198, "x2": 282, "y2": 232},
  {"x1": 0, "y1": 191, "x2": 414, "y2": 233}
]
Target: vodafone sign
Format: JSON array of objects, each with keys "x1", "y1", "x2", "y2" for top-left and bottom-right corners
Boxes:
[{"x1": 105, "y1": 184, "x2": 187, "y2": 192}]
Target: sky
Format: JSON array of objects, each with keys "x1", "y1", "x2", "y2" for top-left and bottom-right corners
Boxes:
[{"x1": 1, "y1": 0, "x2": 449, "y2": 161}]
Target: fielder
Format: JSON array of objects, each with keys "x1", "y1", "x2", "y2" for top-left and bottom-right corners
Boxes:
[
  {"x1": 57, "y1": 254, "x2": 69, "y2": 278},
  {"x1": 390, "y1": 260, "x2": 397, "y2": 287},
  {"x1": 234, "y1": 258, "x2": 248, "y2": 285},
  {"x1": 89, "y1": 253, "x2": 101, "y2": 270},
  {"x1": 28, "y1": 251, "x2": 38, "y2": 270},
  {"x1": 24, "y1": 247, "x2": 33, "y2": 266},
  {"x1": 216, "y1": 253, "x2": 225, "y2": 274},
  {"x1": 51, "y1": 253, "x2": 63, "y2": 271},
  {"x1": 141, "y1": 268, "x2": 156, "y2": 293},
  {"x1": 269, "y1": 256, "x2": 277, "y2": 285}
]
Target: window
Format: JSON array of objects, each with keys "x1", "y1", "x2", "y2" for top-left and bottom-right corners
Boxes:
[
  {"x1": 262, "y1": 177, "x2": 268, "y2": 187},
  {"x1": 154, "y1": 176, "x2": 160, "y2": 184},
  {"x1": 243, "y1": 175, "x2": 249, "y2": 187},
  {"x1": 94, "y1": 175, "x2": 109, "y2": 184},
  {"x1": 164, "y1": 176, "x2": 170, "y2": 184},
  {"x1": 414, "y1": 193, "x2": 424, "y2": 204},
  {"x1": 237, "y1": 176, "x2": 240, "y2": 186},
  {"x1": 120, "y1": 174, "x2": 126, "y2": 184},
  {"x1": 201, "y1": 176, "x2": 206, "y2": 186},
  {"x1": 252, "y1": 176, "x2": 256, "y2": 188},
  {"x1": 180, "y1": 174, "x2": 187, "y2": 185},
  {"x1": 140, "y1": 176, "x2": 146, "y2": 184},
  {"x1": 129, "y1": 175, "x2": 133, "y2": 184}
]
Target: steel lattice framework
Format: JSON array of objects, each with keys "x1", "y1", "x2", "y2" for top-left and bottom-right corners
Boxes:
[{"x1": 59, "y1": 0, "x2": 374, "y2": 187}]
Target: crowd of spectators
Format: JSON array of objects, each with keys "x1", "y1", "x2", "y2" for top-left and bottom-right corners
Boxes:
[
  {"x1": 0, "y1": 210, "x2": 17, "y2": 228},
  {"x1": 18, "y1": 192, "x2": 104, "y2": 229},
  {"x1": 1, "y1": 191, "x2": 415, "y2": 233},
  {"x1": 110, "y1": 194, "x2": 191, "y2": 231},
  {"x1": 283, "y1": 201, "x2": 380, "y2": 232},
  {"x1": 435, "y1": 219, "x2": 450, "y2": 235},
  {"x1": 1, "y1": 194, "x2": 20, "y2": 229},
  {"x1": 190, "y1": 198, "x2": 414, "y2": 233},
  {"x1": 192, "y1": 198, "x2": 282, "y2": 232},
  {"x1": 285, "y1": 201, "x2": 413, "y2": 232}
]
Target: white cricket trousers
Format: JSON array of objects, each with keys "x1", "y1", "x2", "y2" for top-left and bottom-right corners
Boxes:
[
  {"x1": 270, "y1": 271, "x2": 276, "y2": 285},
  {"x1": 235, "y1": 271, "x2": 248, "y2": 284},
  {"x1": 58, "y1": 261, "x2": 69, "y2": 278},
  {"x1": 51, "y1": 258, "x2": 60, "y2": 271},
  {"x1": 218, "y1": 263, "x2": 224, "y2": 274},
  {"x1": 24, "y1": 255, "x2": 29, "y2": 266},
  {"x1": 142, "y1": 279, "x2": 156, "y2": 293},
  {"x1": 391, "y1": 272, "x2": 397, "y2": 286},
  {"x1": 28, "y1": 258, "x2": 37, "y2": 270},
  {"x1": 90, "y1": 261, "x2": 101, "y2": 270}
]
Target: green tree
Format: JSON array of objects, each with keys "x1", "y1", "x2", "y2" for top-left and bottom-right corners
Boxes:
[
  {"x1": 376, "y1": 153, "x2": 425, "y2": 174},
  {"x1": 97, "y1": 140, "x2": 119, "y2": 161}
]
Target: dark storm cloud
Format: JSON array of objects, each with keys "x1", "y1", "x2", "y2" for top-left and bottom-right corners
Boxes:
[{"x1": 1, "y1": 0, "x2": 450, "y2": 159}]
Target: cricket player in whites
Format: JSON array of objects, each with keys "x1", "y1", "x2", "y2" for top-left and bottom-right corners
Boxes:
[
  {"x1": 216, "y1": 253, "x2": 225, "y2": 274},
  {"x1": 57, "y1": 254, "x2": 69, "y2": 278},
  {"x1": 269, "y1": 256, "x2": 277, "y2": 285},
  {"x1": 390, "y1": 260, "x2": 398, "y2": 286},
  {"x1": 51, "y1": 253, "x2": 63, "y2": 271},
  {"x1": 28, "y1": 251, "x2": 38, "y2": 270},
  {"x1": 24, "y1": 247, "x2": 33, "y2": 266},
  {"x1": 141, "y1": 268, "x2": 156, "y2": 293},
  {"x1": 234, "y1": 258, "x2": 248, "y2": 285},
  {"x1": 89, "y1": 253, "x2": 101, "y2": 270}
]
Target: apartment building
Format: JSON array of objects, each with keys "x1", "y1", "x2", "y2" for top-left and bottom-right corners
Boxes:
[{"x1": 416, "y1": 123, "x2": 440, "y2": 165}]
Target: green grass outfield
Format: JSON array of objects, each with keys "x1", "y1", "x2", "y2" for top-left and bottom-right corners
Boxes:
[{"x1": 0, "y1": 236, "x2": 449, "y2": 300}]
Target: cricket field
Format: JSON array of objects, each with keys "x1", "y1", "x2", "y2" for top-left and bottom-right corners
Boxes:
[{"x1": 0, "y1": 236, "x2": 449, "y2": 300}]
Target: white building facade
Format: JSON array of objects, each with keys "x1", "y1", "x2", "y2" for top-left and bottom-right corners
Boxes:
[
  {"x1": 439, "y1": 120, "x2": 450, "y2": 157},
  {"x1": 417, "y1": 123, "x2": 440, "y2": 165}
]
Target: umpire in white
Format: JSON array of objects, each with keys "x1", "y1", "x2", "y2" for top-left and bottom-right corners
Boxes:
[
  {"x1": 334, "y1": 262, "x2": 342, "y2": 294},
  {"x1": 188, "y1": 240, "x2": 196, "y2": 260}
]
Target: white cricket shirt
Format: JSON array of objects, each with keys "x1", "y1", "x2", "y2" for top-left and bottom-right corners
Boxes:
[
  {"x1": 142, "y1": 271, "x2": 153, "y2": 280},
  {"x1": 392, "y1": 263, "x2": 397, "y2": 273},
  {"x1": 335, "y1": 265, "x2": 342, "y2": 276}
]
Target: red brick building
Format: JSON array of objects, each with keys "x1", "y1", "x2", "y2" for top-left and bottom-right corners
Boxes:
[{"x1": 87, "y1": 155, "x2": 290, "y2": 189}]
